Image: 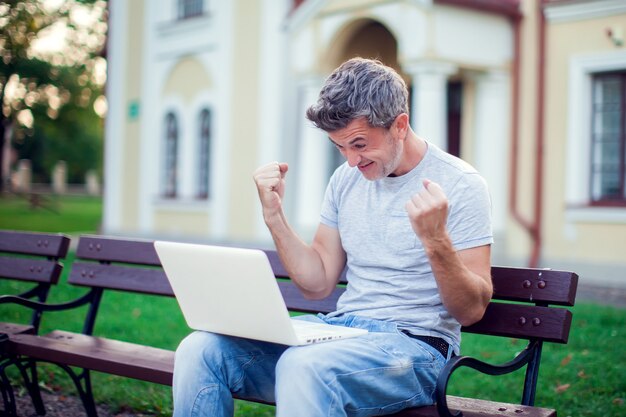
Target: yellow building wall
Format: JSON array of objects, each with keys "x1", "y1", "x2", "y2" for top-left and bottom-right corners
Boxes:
[
  {"x1": 153, "y1": 210, "x2": 210, "y2": 237},
  {"x1": 227, "y1": 0, "x2": 262, "y2": 240},
  {"x1": 506, "y1": 0, "x2": 540, "y2": 260},
  {"x1": 120, "y1": 0, "x2": 145, "y2": 231},
  {"x1": 543, "y1": 13, "x2": 626, "y2": 263},
  {"x1": 163, "y1": 58, "x2": 213, "y2": 104}
]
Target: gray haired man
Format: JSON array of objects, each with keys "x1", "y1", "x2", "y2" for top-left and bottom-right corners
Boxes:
[{"x1": 173, "y1": 57, "x2": 493, "y2": 417}]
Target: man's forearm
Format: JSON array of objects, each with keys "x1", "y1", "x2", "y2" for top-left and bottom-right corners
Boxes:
[
  {"x1": 424, "y1": 236, "x2": 492, "y2": 326},
  {"x1": 264, "y1": 212, "x2": 338, "y2": 299}
]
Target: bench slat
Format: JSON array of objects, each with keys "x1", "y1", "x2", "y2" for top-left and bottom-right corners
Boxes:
[
  {"x1": 0, "y1": 258, "x2": 63, "y2": 284},
  {"x1": 76, "y1": 236, "x2": 161, "y2": 266},
  {"x1": 8, "y1": 330, "x2": 174, "y2": 385},
  {"x1": 68, "y1": 262, "x2": 174, "y2": 296},
  {"x1": 278, "y1": 282, "x2": 343, "y2": 314},
  {"x1": 491, "y1": 267, "x2": 578, "y2": 306},
  {"x1": 387, "y1": 396, "x2": 556, "y2": 417},
  {"x1": 336, "y1": 267, "x2": 577, "y2": 306},
  {"x1": 0, "y1": 322, "x2": 35, "y2": 335},
  {"x1": 263, "y1": 250, "x2": 288, "y2": 278},
  {"x1": 463, "y1": 303, "x2": 573, "y2": 343},
  {"x1": 266, "y1": 254, "x2": 578, "y2": 307},
  {"x1": 0, "y1": 231, "x2": 70, "y2": 258}
]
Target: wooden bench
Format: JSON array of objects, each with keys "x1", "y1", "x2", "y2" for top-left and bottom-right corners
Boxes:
[
  {"x1": 0, "y1": 230, "x2": 70, "y2": 415},
  {"x1": 0, "y1": 234, "x2": 578, "y2": 417}
]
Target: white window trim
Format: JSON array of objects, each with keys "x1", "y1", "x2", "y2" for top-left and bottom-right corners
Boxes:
[
  {"x1": 566, "y1": 50, "x2": 626, "y2": 224},
  {"x1": 544, "y1": 0, "x2": 626, "y2": 23}
]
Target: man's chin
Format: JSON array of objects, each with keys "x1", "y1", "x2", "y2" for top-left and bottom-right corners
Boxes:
[{"x1": 356, "y1": 165, "x2": 376, "y2": 180}]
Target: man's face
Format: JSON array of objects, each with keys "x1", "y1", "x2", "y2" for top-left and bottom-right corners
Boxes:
[{"x1": 328, "y1": 117, "x2": 403, "y2": 180}]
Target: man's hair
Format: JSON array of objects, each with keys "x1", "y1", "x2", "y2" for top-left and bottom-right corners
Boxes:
[{"x1": 306, "y1": 57, "x2": 409, "y2": 132}]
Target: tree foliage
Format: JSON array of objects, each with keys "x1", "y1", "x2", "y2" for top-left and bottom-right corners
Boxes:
[{"x1": 0, "y1": 0, "x2": 107, "y2": 185}]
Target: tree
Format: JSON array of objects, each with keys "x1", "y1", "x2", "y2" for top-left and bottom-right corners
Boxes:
[
  {"x1": 0, "y1": 0, "x2": 107, "y2": 189},
  {"x1": 14, "y1": 63, "x2": 105, "y2": 183}
]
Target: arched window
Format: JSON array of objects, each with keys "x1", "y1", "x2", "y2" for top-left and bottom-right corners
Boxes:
[
  {"x1": 178, "y1": 0, "x2": 204, "y2": 19},
  {"x1": 163, "y1": 112, "x2": 178, "y2": 198},
  {"x1": 197, "y1": 108, "x2": 211, "y2": 199}
]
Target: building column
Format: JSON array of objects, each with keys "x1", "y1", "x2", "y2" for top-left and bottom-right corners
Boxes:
[
  {"x1": 403, "y1": 61, "x2": 457, "y2": 150},
  {"x1": 471, "y1": 70, "x2": 510, "y2": 237},
  {"x1": 294, "y1": 77, "x2": 328, "y2": 239}
]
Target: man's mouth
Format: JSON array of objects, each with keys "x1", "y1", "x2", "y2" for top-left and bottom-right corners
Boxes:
[{"x1": 357, "y1": 161, "x2": 374, "y2": 171}]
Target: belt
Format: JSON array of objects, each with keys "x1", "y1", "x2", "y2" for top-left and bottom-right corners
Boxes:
[{"x1": 402, "y1": 331, "x2": 449, "y2": 358}]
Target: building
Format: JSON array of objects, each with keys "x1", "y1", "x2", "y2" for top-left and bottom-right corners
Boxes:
[{"x1": 103, "y1": 0, "x2": 626, "y2": 287}]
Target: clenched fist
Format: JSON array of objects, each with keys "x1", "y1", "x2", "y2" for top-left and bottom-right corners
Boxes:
[
  {"x1": 405, "y1": 179, "x2": 449, "y2": 244},
  {"x1": 253, "y1": 162, "x2": 289, "y2": 218}
]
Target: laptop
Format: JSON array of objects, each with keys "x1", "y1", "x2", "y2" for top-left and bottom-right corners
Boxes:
[{"x1": 154, "y1": 241, "x2": 368, "y2": 346}]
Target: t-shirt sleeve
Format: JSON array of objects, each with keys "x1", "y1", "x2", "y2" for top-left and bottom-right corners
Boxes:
[
  {"x1": 446, "y1": 173, "x2": 494, "y2": 251},
  {"x1": 320, "y1": 171, "x2": 339, "y2": 229}
]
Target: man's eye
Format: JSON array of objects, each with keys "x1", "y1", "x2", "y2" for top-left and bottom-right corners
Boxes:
[{"x1": 354, "y1": 144, "x2": 366, "y2": 150}]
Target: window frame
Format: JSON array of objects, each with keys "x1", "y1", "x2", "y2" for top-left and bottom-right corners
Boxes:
[
  {"x1": 565, "y1": 51, "x2": 626, "y2": 223},
  {"x1": 197, "y1": 108, "x2": 211, "y2": 200},
  {"x1": 163, "y1": 111, "x2": 179, "y2": 199},
  {"x1": 178, "y1": 0, "x2": 204, "y2": 20},
  {"x1": 589, "y1": 71, "x2": 626, "y2": 206}
]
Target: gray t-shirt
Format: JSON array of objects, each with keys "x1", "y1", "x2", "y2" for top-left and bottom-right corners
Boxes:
[{"x1": 320, "y1": 142, "x2": 493, "y2": 351}]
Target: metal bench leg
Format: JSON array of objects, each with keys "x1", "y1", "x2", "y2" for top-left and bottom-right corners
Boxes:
[
  {"x1": 522, "y1": 342, "x2": 543, "y2": 406},
  {"x1": 1, "y1": 357, "x2": 47, "y2": 416},
  {"x1": 14, "y1": 359, "x2": 46, "y2": 415},
  {"x1": 0, "y1": 361, "x2": 17, "y2": 417},
  {"x1": 56, "y1": 365, "x2": 98, "y2": 417}
]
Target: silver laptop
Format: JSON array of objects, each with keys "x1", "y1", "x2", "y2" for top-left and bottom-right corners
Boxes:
[{"x1": 154, "y1": 241, "x2": 367, "y2": 346}]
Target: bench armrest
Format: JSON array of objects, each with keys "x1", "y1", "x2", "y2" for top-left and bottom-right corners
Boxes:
[
  {"x1": 435, "y1": 340, "x2": 541, "y2": 417},
  {"x1": 0, "y1": 290, "x2": 96, "y2": 313}
]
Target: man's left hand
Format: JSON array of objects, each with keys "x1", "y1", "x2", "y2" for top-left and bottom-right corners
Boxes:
[{"x1": 404, "y1": 179, "x2": 449, "y2": 244}]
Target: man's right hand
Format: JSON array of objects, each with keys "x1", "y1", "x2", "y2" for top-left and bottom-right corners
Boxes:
[
  {"x1": 253, "y1": 161, "x2": 346, "y2": 299},
  {"x1": 253, "y1": 162, "x2": 289, "y2": 219}
]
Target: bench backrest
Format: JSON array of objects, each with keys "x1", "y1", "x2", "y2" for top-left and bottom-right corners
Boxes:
[
  {"x1": 0, "y1": 230, "x2": 71, "y2": 330},
  {"x1": 268, "y1": 249, "x2": 578, "y2": 344},
  {"x1": 69, "y1": 235, "x2": 578, "y2": 345},
  {"x1": 464, "y1": 267, "x2": 577, "y2": 344},
  {"x1": 69, "y1": 235, "x2": 171, "y2": 296}
]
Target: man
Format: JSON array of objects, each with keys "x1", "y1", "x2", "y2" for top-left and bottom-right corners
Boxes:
[{"x1": 173, "y1": 58, "x2": 493, "y2": 417}]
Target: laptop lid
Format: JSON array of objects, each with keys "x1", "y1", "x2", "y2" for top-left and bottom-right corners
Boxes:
[{"x1": 155, "y1": 241, "x2": 302, "y2": 345}]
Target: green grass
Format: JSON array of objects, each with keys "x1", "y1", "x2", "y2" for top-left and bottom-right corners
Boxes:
[
  {"x1": 0, "y1": 193, "x2": 102, "y2": 233},
  {"x1": 1, "y1": 196, "x2": 624, "y2": 416},
  {"x1": 3, "y1": 266, "x2": 625, "y2": 417},
  {"x1": 448, "y1": 304, "x2": 625, "y2": 417}
]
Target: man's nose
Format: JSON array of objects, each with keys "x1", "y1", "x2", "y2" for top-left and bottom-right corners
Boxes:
[{"x1": 345, "y1": 149, "x2": 361, "y2": 167}]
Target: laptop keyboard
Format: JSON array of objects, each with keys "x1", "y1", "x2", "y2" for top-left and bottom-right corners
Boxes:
[{"x1": 291, "y1": 319, "x2": 356, "y2": 343}]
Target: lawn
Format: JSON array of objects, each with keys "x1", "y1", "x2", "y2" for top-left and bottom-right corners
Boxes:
[
  {"x1": 1, "y1": 195, "x2": 625, "y2": 416},
  {"x1": 0, "y1": 193, "x2": 102, "y2": 233}
]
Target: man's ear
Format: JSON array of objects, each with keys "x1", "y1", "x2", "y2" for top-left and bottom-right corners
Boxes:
[{"x1": 394, "y1": 113, "x2": 409, "y2": 139}]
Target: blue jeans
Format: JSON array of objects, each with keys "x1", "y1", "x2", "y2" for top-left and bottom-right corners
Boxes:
[{"x1": 172, "y1": 314, "x2": 448, "y2": 417}]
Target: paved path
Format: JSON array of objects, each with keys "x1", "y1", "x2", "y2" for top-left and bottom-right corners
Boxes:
[
  {"x1": 576, "y1": 284, "x2": 626, "y2": 308},
  {"x1": 14, "y1": 385, "x2": 148, "y2": 417}
]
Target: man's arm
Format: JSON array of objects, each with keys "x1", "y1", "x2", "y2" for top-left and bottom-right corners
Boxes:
[
  {"x1": 253, "y1": 162, "x2": 345, "y2": 299},
  {"x1": 424, "y1": 243, "x2": 492, "y2": 326},
  {"x1": 406, "y1": 179, "x2": 492, "y2": 326}
]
